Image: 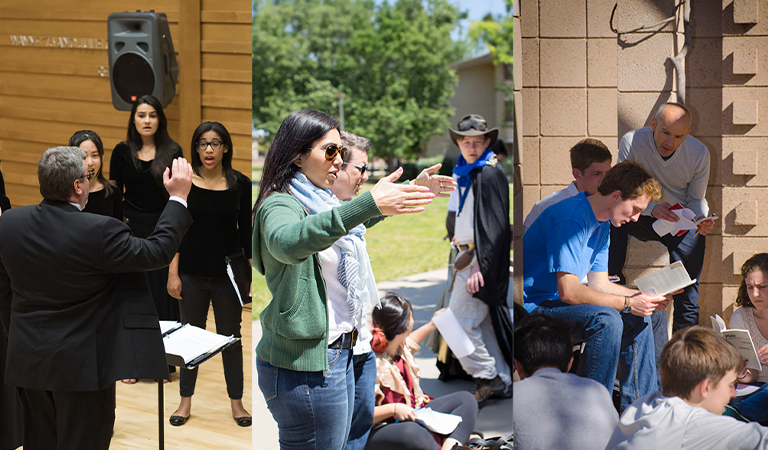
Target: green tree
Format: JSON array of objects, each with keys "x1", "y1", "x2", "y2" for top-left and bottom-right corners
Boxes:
[
  {"x1": 252, "y1": 0, "x2": 467, "y2": 166},
  {"x1": 468, "y1": 0, "x2": 513, "y2": 66}
]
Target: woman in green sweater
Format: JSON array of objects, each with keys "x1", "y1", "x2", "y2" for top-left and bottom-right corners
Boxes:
[{"x1": 252, "y1": 110, "x2": 439, "y2": 449}]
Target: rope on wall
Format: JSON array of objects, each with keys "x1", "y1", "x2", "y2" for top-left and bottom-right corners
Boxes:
[{"x1": 609, "y1": 0, "x2": 691, "y2": 104}]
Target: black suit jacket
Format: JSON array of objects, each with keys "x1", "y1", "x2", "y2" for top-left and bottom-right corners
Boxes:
[{"x1": 0, "y1": 199, "x2": 192, "y2": 391}]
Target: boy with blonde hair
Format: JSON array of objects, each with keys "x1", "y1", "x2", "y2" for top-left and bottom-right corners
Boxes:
[{"x1": 606, "y1": 326, "x2": 768, "y2": 449}]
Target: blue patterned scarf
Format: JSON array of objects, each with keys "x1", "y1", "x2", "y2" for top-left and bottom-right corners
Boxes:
[
  {"x1": 289, "y1": 172, "x2": 379, "y2": 344},
  {"x1": 452, "y1": 147, "x2": 494, "y2": 215}
]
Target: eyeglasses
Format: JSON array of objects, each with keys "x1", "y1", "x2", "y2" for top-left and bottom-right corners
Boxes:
[
  {"x1": 457, "y1": 117, "x2": 487, "y2": 132},
  {"x1": 197, "y1": 140, "x2": 223, "y2": 151},
  {"x1": 323, "y1": 144, "x2": 347, "y2": 162},
  {"x1": 80, "y1": 172, "x2": 93, "y2": 181},
  {"x1": 343, "y1": 162, "x2": 367, "y2": 175}
]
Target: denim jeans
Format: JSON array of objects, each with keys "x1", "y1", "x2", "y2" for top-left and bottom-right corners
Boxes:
[
  {"x1": 651, "y1": 310, "x2": 670, "y2": 390},
  {"x1": 531, "y1": 302, "x2": 657, "y2": 411},
  {"x1": 346, "y1": 351, "x2": 377, "y2": 450},
  {"x1": 731, "y1": 382, "x2": 768, "y2": 423},
  {"x1": 257, "y1": 348, "x2": 354, "y2": 450},
  {"x1": 609, "y1": 216, "x2": 705, "y2": 331}
]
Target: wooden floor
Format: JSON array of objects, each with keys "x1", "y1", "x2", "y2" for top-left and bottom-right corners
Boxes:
[{"x1": 110, "y1": 305, "x2": 252, "y2": 450}]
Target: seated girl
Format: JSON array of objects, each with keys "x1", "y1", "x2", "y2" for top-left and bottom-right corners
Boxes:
[
  {"x1": 725, "y1": 253, "x2": 768, "y2": 425},
  {"x1": 366, "y1": 293, "x2": 477, "y2": 450}
]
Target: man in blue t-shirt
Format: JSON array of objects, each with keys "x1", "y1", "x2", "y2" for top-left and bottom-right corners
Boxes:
[{"x1": 523, "y1": 160, "x2": 672, "y2": 411}]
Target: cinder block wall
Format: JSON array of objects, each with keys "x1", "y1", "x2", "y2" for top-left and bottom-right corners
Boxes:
[{"x1": 515, "y1": 0, "x2": 768, "y2": 324}]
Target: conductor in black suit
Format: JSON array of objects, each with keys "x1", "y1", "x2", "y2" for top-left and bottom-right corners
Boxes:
[{"x1": 0, "y1": 146, "x2": 193, "y2": 450}]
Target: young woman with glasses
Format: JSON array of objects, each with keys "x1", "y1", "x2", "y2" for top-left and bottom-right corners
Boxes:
[
  {"x1": 164, "y1": 122, "x2": 252, "y2": 427},
  {"x1": 253, "y1": 110, "x2": 444, "y2": 449}
]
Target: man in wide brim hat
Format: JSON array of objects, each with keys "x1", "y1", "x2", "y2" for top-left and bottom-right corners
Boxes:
[
  {"x1": 448, "y1": 114, "x2": 499, "y2": 148},
  {"x1": 442, "y1": 112, "x2": 512, "y2": 407}
]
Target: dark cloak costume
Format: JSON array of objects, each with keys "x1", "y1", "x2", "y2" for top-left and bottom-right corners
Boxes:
[{"x1": 468, "y1": 161, "x2": 513, "y2": 369}]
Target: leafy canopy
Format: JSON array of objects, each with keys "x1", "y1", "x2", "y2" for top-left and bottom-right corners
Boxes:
[{"x1": 252, "y1": 0, "x2": 467, "y2": 163}]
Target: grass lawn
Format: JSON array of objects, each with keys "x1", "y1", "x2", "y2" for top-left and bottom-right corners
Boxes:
[{"x1": 251, "y1": 178, "x2": 512, "y2": 317}]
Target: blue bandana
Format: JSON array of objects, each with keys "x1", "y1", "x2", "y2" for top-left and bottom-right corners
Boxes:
[{"x1": 452, "y1": 148, "x2": 494, "y2": 215}]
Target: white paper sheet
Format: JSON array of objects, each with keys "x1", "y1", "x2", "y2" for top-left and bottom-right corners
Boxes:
[
  {"x1": 415, "y1": 407, "x2": 462, "y2": 435},
  {"x1": 432, "y1": 308, "x2": 475, "y2": 359},
  {"x1": 652, "y1": 208, "x2": 697, "y2": 237}
]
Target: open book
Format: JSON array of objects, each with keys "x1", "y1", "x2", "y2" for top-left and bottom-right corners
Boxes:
[
  {"x1": 414, "y1": 407, "x2": 462, "y2": 435},
  {"x1": 634, "y1": 261, "x2": 696, "y2": 296},
  {"x1": 162, "y1": 322, "x2": 239, "y2": 369},
  {"x1": 711, "y1": 314, "x2": 762, "y2": 371}
]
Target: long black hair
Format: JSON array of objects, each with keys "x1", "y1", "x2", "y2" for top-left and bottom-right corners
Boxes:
[
  {"x1": 371, "y1": 293, "x2": 413, "y2": 342},
  {"x1": 125, "y1": 95, "x2": 182, "y2": 185},
  {"x1": 69, "y1": 130, "x2": 115, "y2": 196},
  {"x1": 253, "y1": 110, "x2": 339, "y2": 213},
  {"x1": 190, "y1": 121, "x2": 237, "y2": 188}
]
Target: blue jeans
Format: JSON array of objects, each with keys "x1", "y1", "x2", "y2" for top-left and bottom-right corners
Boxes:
[
  {"x1": 531, "y1": 302, "x2": 657, "y2": 411},
  {"x1": 257, "y1": 348, "x2": 354, "y2": 450},
  {"x1": 651, "y1": 310, "x2": 669, "y2": 390},
  {"x1": 346, "y1": 351, "x2": 376, "y2": 450},
  {"x1": 609, "y1": 216, "x2": 705, "y2": 331},
  {"x1": 731, "y1": 382, "x2": 768, "y2": 424}
]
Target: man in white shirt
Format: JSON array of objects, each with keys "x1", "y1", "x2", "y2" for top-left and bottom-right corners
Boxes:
[{"x1": 523, "y1": 139, "x2": 611, "y2": 233}]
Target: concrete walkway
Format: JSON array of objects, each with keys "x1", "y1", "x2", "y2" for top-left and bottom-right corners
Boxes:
[{"x1": 252, "y1": 268, "x2": 513, "y2": 449}]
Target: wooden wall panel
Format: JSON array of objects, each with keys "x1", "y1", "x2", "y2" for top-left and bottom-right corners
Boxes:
[
  {"x1": 0, "y1": 0, "x2": 251, "y2": 206},
  {"x1": 200, "y1": 0, "x2": 251, "y2": 177}
]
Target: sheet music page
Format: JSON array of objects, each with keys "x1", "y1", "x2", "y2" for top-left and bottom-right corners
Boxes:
[
  {"x1": 634, "y1": 261, "x2": 695, "y2": 296},
  {"x1": 711, "y1": 314, "x2": 762, "y2": 371},
  {"x1": 163, "y1": 325, "x2": 234, "y2": 364}
]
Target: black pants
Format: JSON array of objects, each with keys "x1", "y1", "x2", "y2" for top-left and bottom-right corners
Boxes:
[
  {"x1": 124, "y1": 207, "x2": 180, "y2": 323},
  {"x1": 365, "y1": 391, "x2": 478, "y2": 450},
  {"x1": 16, "y1": 385, "x2": 116, "y2": 450},
  {"x1": 178, "y1": 273, "x2": 244, "y2": 399}
]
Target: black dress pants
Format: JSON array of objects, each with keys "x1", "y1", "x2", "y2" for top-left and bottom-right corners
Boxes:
[
  {"x1": 16, "y1": 385, "x2": 116, "y2": 450},
  {"x1": 178, "y1": 273, "x2": 244, "y2": 399}
]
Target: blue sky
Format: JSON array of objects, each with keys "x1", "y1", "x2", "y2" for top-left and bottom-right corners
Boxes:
[{"x1": 451, "y1": 0, "x2": 507, "y2": 21}]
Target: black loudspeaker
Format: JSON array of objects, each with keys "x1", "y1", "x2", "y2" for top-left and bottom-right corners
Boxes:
[{"x1": 107, "y1": 11, "x2": 179, "y2": 111}]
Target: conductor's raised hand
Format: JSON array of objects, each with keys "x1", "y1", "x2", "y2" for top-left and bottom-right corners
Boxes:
[
  {"x1": 370, "y1": 167, "x2": 434, "y2": 216},
  {"x1": 163, "y1": 157, "x2": 193, "y2": 201},
  {"x1": 414, "y1": 163, "x2": 456, "y2": 198}
]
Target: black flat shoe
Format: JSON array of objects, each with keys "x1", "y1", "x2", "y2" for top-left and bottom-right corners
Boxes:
[
  {"x1": 233, "y1": 415, "x2": 252, "y2": 427},
  {"x1": 169, "y1": 415, "x2": 189, "y2": 426}
]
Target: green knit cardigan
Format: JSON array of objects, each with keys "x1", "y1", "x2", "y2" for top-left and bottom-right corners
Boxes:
[{"x1": 252, "y1": 191, "x2": 381, "y2": 371}]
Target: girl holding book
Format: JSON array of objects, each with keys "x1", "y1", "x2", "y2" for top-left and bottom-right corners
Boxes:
[
  {"x1": 725, "y1": 253, "x2": 768, "y2": 424},
  {"x1": 367, "y1": 293, "x2": 477, "y2": 450}
]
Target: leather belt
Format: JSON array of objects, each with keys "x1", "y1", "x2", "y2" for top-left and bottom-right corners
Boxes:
[
  {"x1": 329, "y1": 329, "x2": 358, "y2": 350},
  {"x1": 453, "y1": 241, "x2": 475, "y2": 252}
]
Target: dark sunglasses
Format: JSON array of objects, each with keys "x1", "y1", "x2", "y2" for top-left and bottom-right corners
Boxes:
[
  {"x1": 457, "y1": 117, "x2": 487, "y2": 132},
  {"x1": 324, "y1": 144, "x2": 347, "y2": 162},
  {"x1": 343, "y1": 162, "x2": 367, "y2": 175}
]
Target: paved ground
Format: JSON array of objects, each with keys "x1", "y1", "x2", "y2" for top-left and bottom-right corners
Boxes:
[{"x1": 252, "y1": 268, "x2": 514, "y2": 449}]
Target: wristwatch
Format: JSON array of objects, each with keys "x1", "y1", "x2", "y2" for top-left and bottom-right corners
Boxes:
[{"x1": 622, "y1": 296, "x2": 632, "y2": 314}]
